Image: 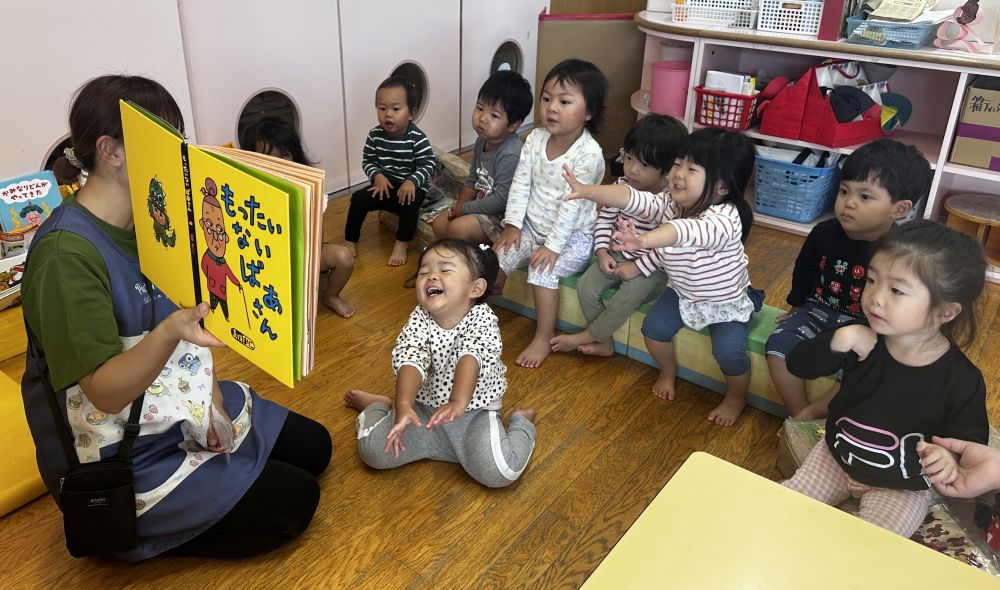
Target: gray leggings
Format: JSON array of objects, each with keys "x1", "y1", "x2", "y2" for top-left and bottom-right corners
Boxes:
[{"x1": 355, "y1": 402, "x2": 536, "y2": 488}]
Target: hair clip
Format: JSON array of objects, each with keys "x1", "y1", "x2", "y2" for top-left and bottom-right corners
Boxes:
[
  {"x1": 478, "y1": 244, "x2": 490, "y2": 251},
  {"x1": 63, "y1": 147, "x2": 85, "y2": 171}
]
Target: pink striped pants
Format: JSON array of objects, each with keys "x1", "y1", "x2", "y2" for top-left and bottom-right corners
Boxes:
[{"x1": 783, "y1": 442, "x2": 932, "y2": 538}]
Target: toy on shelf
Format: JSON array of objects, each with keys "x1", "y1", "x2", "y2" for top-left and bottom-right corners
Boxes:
[{"x1": 934, "y1": 0, "x2": 988, "y2": 53}]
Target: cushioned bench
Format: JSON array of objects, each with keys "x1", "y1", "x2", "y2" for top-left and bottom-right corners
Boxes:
[{"x1": 494, "y1": 267, "x2": 835, "y2": 418}]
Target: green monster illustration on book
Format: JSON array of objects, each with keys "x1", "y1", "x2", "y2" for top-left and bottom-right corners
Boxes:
[{"x1": 147, "y1": 176, "x2": 176, "y2": 248}]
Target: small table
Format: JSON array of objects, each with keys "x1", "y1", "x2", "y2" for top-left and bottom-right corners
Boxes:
[
  {"x1": 945, "y1": 193, "x2": 1000, "y2": 267},
  {"x1": 581, "y1": 452, "x2": 996, "y2": 589}
]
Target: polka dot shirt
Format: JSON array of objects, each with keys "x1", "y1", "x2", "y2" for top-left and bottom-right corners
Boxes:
[{"x1": 392, "y1": 304, "x2": 507, "y2": 410}]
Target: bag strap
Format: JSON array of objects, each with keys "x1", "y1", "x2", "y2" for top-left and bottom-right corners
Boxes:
[{"x1": 25, "y1": 319, "x2": 145, "y2": 465}]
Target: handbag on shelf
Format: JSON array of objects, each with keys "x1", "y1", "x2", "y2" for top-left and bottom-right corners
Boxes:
[{"x1": 26, "y1": 321, "x2": 145, "y2": 557}]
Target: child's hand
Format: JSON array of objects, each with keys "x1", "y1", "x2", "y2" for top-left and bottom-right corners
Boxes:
[
  {"x1": 917, "y1": 441, "x2": 959, "y2": 485},
  {"x1": 596, "y1": 249, "x2": 617, "y2": 274},
  {"x1": 398, "y1": 179, "x2": 417, "y2": 205},
  {"x1": 369, "y1": 174, "x2": 393, "y2": 200},
  {"x1": 930, "y1": 436, "x2": 1000, "y2": 498},
  {"x1": 561, "y1": 164, "x2": 589, "y2": 201},
  {"x1": 446, "y1": 204, "x2": 462, "y2": 220},
  {"x1": 775, "y1": 307, "x2": 797, "y2": 323},
  {"x1": 162, "y1": 303, "x2": 225, "y2": 348},
  {"x1": 384, "y1": 405, "x2": 421, "y2": 458},
  {"x1": 427, "y1": 400, "x2": 466, "y2": 432},
  {"x1": 493, "y1": 226, "x2": 522, "y2": 255},
  {"x1": 614, "y1": 260, "x2": 641, "y2": 280},
  {"x1": 830, "y1": 324, "x2": 877, "y2": 361},
  {"x1": 530, "y1": 245, "x2": 559, "y2": 274},
  {"x1": 611, "y1": 218, "x2": 646, "y2": 253}
]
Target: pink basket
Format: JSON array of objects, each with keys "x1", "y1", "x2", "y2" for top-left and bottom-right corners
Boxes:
[{"x1": 650, "y1": 61, "x2": 691, "y2": 118}]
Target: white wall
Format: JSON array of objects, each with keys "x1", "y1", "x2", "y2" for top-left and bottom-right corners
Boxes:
[
  {"x1": 177, "y1": 0, "x2": 350, "y2": 191},
  {"x1": 460, "y1": 0, "x2": 548, "y2": 147},
  {"x1": 339, "y1": 0, "x2": 462, "y2": 186},
  {"x1": 0, "y1": 0, "x2": 194, "y2": 179}
]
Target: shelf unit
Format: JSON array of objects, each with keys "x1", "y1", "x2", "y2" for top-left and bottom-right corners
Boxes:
[{"x1": 633, "y1": 10, "x2": 1000, "y2": 281}]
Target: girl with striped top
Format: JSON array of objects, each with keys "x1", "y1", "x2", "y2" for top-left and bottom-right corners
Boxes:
[
  {"x1": 344, "y1": 76, "x2": 436, "y2": 267},
  {"x1": 550, "y1": 115, "x2": 687, "y2": 357},
  {"x1": 564, "y1": 128, "x2": 760, "y2": 427}
]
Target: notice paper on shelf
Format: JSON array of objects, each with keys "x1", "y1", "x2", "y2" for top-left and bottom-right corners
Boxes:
[{"x1": 864, "y1": 0, "x2": 938, "y2": 21}]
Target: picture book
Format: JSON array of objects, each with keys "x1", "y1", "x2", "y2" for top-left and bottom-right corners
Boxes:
[
  {"x1": 0, "y1": 170, "x2": 63, "y2": 258},
  {"x1": 120, "y1": 101, "x2": 323, "y2": 387}
]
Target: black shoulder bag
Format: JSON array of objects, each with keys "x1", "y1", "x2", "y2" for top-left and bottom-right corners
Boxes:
[{"x1": 26, "y1": 322, "x2": 144, "y2": 557}]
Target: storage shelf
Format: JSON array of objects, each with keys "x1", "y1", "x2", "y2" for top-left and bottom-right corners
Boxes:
[
  {"x1": 752, "y1": 210, "x2": 835, "y2": 236},
  {"x1": 942, "y1": 162, "x2": 1000, "y2": 182},
  {"x1": 709, "y1": 125, "x2": 942, "y2": 169}
]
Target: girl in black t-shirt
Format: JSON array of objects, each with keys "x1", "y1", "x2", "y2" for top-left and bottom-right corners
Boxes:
[{"x1": 782, "y1": 220, "x2": 989, "y2": 537}]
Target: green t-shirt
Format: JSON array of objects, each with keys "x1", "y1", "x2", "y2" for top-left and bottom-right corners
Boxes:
[{"x1": 21, "y1": 197, "x2": 140, "y2": 390}]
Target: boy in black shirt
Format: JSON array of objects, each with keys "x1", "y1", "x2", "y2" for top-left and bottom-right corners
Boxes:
[{"x1": 765, "y1": 140, "x2": 931, "y2": 419}]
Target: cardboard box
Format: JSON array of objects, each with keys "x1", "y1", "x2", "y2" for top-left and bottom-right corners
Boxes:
[{"x1": 949, "y1": 84, "x2": 1000, "y2": 171}]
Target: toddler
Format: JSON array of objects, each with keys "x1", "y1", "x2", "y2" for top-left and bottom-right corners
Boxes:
[
  {"x1": 570, "y1": 128, "x2": 760, "y2": 426},
  {"x1": 766, "y1": 140, "x2": 931, "y2": 418},
  {"x1": 433, "y1": 71, "x2": 533, "y2": 244},
  {"x1": 344, "y1": 76, "x2": 436, "y2": 266},
  {"x1": 345, "y1": 238, "x2": 536, "y2": 487},
  {"x1": 493, "y1": 59, "x2": 608, "y2": 368},
  {"x1": 551, "y1": 114, "x2": 687, "y2": 356},
  {"x1": 783, "y1": 220, "x2": 988, "y2": 537},
  {"x1": 245, "y1": 117, "x2": 356, "y2": 318}
]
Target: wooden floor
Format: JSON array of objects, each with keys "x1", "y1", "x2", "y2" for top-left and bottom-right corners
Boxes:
[{"x1": 1, "y1": 196, "x2": 998, "y2": 589}]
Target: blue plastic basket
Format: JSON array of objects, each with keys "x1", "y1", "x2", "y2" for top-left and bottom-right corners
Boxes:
[
  {"x1": 845, "y1": 14, "x2": 937, "y2": 50},
  {"x1": 754, "y1": 155, "x2": 840, "y2": 223}
]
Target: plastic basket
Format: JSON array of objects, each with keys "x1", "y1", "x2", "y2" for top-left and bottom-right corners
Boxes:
[
  {"x1": 672, "y1": 0, "x2": 758, "y2": 29},
  {"x1": 845, "y1": 14, "x2": 937, "y2": 50},
  {"x1": 757, "y1": 0, "x2": 823, "y2": 35},
  {"x1": 694, "y1": 86, "x2": 759, "y2": 130},
  {"x1": 754, "y1": 155, "x2": 840, "y2": 222}
]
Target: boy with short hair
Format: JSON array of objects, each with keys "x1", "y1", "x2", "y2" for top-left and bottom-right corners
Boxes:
[
  {"x1": 344, "y1": 76, "x2": 436, "y2": 266},
  {"x1": 432, "y1": 71, "x2": 533, "y2": 244},
  {"x1": 766, "y1": 139, "x2": 932, "y2": 419}
]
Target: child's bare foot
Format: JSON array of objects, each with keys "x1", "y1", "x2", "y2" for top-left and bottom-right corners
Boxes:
[
  {"x1": 344, "y1": 389, "x2": 391, "y2": 411},
  {"x1": 516, "y1": 336, "x2": 551, "y2": 368},
  {"x1": 707, "y1": 395, "x2": 746, "y2": 427},
  {"x1": 324, "y1": 294, "x2": 356, "y2": 318},
  {"x1": 346, "y1": 242, "x2": 357, "y2": 257},
  {"x1": 388, "y1": 241, "x2": 408, "y2": 267},
  {"x1": 577, "y1": 338, "x2": 614, "y2": 357},
  {"x1": 651, "y1": 370, "x2": 676, "y2": 400},
  {"x1": 549, "y1": 330, "x2": 593, "y2": 352},
  {"x1": 511, "y1": 408, "x2": 536, "y2": 422}
]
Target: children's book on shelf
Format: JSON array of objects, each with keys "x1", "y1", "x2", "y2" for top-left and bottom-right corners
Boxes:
[
  {"x1": 0, "y1": 252, "x2": 26, "y2": 311},
  {"x1": 120, "y1": 100, "x2": 323, "y2": 387},
  {"x1": 0, "y1": 170, "x2": 64, "y2": 258}
]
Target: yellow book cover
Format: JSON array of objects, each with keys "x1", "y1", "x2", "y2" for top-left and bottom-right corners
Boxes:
[{"x1": 121, "y1": 101, "x2": 302, "y2": 387}]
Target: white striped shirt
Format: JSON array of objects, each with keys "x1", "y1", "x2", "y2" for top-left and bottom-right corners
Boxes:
[
  {"x1": 623, "y1": 189, "x2": 749, "y2": 304},
  {"x1": 502, "y1": 128, "x2": 604, "y2": 254},
  {"x1": 593, "y1": 180, "x2": 664, "y2": 276},
  {"x1": 361, "y1": 123, "x2": 435, "y2": 188}
]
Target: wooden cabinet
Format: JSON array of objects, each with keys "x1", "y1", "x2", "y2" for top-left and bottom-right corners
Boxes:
[{"x1": 633, "y1": 11, "x2": 1000, "y2": 281}]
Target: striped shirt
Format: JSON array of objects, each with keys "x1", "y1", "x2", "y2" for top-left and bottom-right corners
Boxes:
[
  {"x1": 623, "y1": 189, "x2": 749, "y2": 304},
  {"x1": 593, "y1": 180, "x2": 664, "y2": 276},
  {"x1": 361, "y1": 123, "x2": 435, "y2": 189},
  {"x1": 502, "y1": 128, "x2": 604, "y2": 254}
]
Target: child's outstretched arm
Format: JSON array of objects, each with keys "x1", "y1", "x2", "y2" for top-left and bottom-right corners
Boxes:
[
  {"x1": 426, "y1": 356, "x2": 478, "y2": 431},
  {"x1": 384, "y1": 365, "x2": 423, "y2": 458},
  {"x1": 611, "y1": 218, "x2": 679, "y2": 252},
  {"x1": 562, "y1": 164, "x2": 630, "y2": 208},
  {"x1": 78, "y1": 302, "x2": 223, "y2": 414}
]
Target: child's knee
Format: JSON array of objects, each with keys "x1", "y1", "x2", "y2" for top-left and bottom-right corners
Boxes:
[
  {"x1": 712, "y1": 343, "x2": 749, "y2": 376},
  {"x1": 462, "y1": 412, "x2": 530, "y2": 488}
]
